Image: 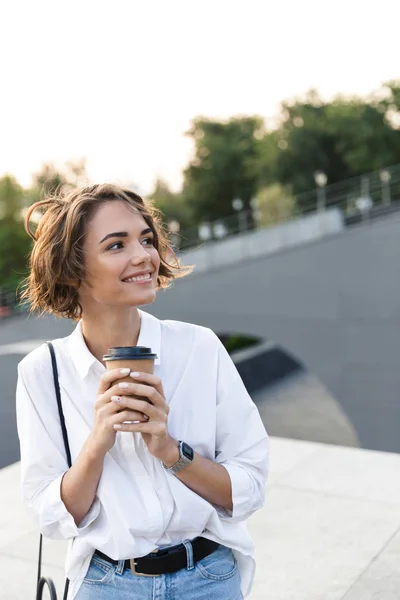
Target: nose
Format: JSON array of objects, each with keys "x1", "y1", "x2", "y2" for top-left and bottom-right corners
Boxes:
[{"x1": 130, "y1": 241, "x2": 152, "y2": 265}]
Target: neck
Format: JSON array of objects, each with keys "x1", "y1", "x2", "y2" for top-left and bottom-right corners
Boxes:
[{"x1": 80, "y1": 308, "x2": 142, "y2": 365}]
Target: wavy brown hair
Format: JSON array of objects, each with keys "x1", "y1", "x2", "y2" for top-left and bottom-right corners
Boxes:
[{"x1": 21, "y1": 183, "x2": 192, "y2": 321}]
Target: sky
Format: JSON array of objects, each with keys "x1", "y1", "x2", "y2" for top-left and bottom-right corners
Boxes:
[{"x1": 1, "y1": 0, "x2": 399, "y2": 195}]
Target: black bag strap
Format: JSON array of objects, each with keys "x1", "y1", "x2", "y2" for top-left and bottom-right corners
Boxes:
[
  {"x1": 36, "y1": 342, "x2": 72, "y2": 600},
  {"x1": 47, "y1": 341, "x2": 72, "y2": 468}
]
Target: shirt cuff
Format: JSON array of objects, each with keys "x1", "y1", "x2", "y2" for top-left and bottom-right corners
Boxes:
[
  {"x1": 216, "y1": 462, "x2": 252, "y2": 521},
  {"x1": 37, "y1": 472, "x2": 100, "y2": 539}
]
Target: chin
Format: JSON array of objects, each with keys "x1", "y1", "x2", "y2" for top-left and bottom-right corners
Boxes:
[{"x1": 131, "y1": 290, "x2": 157, "y2": 307}]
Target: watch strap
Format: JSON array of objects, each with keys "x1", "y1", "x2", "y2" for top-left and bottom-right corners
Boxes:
[{"x1": 163, "y1": 441, "x2": 194, "y2": 474}]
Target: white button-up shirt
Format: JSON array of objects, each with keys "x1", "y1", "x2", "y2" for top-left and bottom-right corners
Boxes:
[{"x1": 16, "y1": 309, "x2": 269, "y2": 599}]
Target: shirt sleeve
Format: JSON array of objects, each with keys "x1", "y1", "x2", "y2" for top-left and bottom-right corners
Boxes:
[
  {"x1": 212, "y1": 335, "x2": 269, "y2": 523},
  {"x1": 16, "y1": 353, "x2": 100, "y2": 540}
]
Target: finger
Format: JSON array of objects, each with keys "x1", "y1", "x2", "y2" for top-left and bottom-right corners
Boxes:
[
  {"x1": 114, "y1": 382, "x2": 163, "y2": 406},
  {"x1": 104, "y1": 381, "x2": 153, "y2": 404},
  {"x1": 129, "y1": 372, "x2": 165, "y2": 398},
  {"x1": 111, "y1": 395, "x2": 158, "y2": 419},
  {"x1": 113, "y1": 420, "x2": 167, "y2": 435},
  {"x1": 98, "y1": 368, "x2": 131, "y2": 395},
  {"x1": 111, "y1": 410, "x2": 149, "y2": 426},
  {"x1": 98, "y1": 396, "x2": 143, "y2": 417}
]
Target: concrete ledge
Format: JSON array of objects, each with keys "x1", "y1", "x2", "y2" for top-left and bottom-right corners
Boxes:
[
  {"x1": 180, "y1": 208, "x2": 344, "y2": 274},
  {"x1": 0, "y1": 437, "x2": 399, "y2": 599}
]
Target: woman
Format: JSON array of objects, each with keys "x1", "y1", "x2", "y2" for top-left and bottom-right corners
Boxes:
[{"x1": 16, "y1": 184, "x2": 269, "y2": 600}]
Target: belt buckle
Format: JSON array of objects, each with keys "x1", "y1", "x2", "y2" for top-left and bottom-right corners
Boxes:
[{"x1": 130, "y1": 557, "x2": 160, "y2": 577}]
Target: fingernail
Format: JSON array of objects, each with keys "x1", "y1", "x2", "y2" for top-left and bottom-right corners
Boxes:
[
  {"x1": 119, "y1": 382, "x2": 129, "y2": 389},
  {"x1": 130, "y1": 372, "x2": 140, "y2": 378},
  {"x1": 114, "y1": 424, "x2": 122, "y2": 430},
  {"x1": 120, "y1": 368, "x2": 130, "y2": 375},
  {"x1": 111, "y1": 396, "x2": 121, "y2": 403}
]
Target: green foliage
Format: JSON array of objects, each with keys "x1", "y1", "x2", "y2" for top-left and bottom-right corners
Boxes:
[
  {"x1": 0, "y1": 175, "x2": 31, "y2": 289},
  {"x1": 180, "y1": 81, "x2": 400, "y2": 221},
  {"x1": 28, "y1": 158, "x2": 89, "y2": 205},
  {"x1": 270, "y1": 95, "x2": 348, "y2": 195},
  {"x1": 182, "y1": 116, "x2": 264, "y2": 222},
  {"x1": 149, "y1": 178, "x2": 194, "y2": 230},
  {"x1": 256, "y1": 183, "x2": 297, "y2": 227},
  {"x1": 219, "y1": 333, "x2": 260, "y2": 354},
  {"x1": 266, "y1": 82, "x2": 400, "y2": 206},
  {"x1": 0, "y1": 218, "x2": 31, "y2": 287},
  {"x1": 0, "y1": 160, "x2": 89, "y2": 293},
  {"x1": 0, "y1": 175, "x2": 25, "y2": 220}
]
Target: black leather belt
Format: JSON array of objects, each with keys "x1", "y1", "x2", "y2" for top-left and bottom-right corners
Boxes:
[{"x1": 94, "y1": 537, "x2": 220, "y2": 577}]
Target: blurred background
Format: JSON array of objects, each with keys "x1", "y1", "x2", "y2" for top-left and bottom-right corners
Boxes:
[{"x1": 1, "y1": 0, "x2": 400, "y2": 469}]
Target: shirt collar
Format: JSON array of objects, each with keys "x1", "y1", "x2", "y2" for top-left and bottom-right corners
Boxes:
[{"x1": 68, "y1": 309, "x2": 162, "y2": 380}]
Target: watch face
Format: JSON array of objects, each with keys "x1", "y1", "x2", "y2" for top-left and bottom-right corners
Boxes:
[{"x1": 181, "y1": 442, "x2": 194, "y2": 461}]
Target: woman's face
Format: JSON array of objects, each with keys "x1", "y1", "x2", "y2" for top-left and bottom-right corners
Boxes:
[{"x1": 79, "y1": 200, "x2": 161, "y2": 310}]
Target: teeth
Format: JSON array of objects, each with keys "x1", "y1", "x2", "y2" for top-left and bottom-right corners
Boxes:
[{"x1": 124, "y1": 273, "x2": 151, "y2": 283}]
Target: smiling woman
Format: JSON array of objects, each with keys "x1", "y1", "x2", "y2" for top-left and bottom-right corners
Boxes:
[
  {"x1": 76, "y1": 200, "x2": 164, "y2": 333},
  {"x1": 16, "y1": 183, "x2": 269, "y2": 600},
  {"x1": 21, "y1": 184, "x2": 191, "y2": 322}
]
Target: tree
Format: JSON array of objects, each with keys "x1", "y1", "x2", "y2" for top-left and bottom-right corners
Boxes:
[
  {"x1": 0, "y1": 159, "x2": 89, "y2": 291},
  {"x1": 0, "y1": 175, "x2": 25, "y2": 220},
  {"x1": 256, "y1": 183, "x2": 297, "y2": 227},
  {"x1": 262, "y1": 91, "x2": 351, "y2": 198},
  {"x1": 149, "y1": 178, "x2": 194, "y2": 230},
  {"x1": 33, "y1": 163, "x2": 66, "y2": 197},
  {"x1": 28, "y1": 158, "x2": 89, "y2": 205},
  {"x1": 260, "y1": 82, "x2": 400, "y2": 210},
  {"x1": 182, "y1": 116, "x2": 264, "y2": 223},
  {"x1": 0, "y1": 218, "x2": 31, "y2": 288},
  {"x1": 0, "y1": 176, "x2": 29, "y2": 291}
]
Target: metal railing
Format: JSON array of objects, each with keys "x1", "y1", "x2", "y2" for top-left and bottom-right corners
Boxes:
[
  {"x1": 295, "y1": 163, "x2": 400, "y2": 216},
  {"x1": 174, "y1": 163, "x2": 400, "y2": 251},
  {"x1": 0, "y1": 284, "x2": 27, "y2": 319}
]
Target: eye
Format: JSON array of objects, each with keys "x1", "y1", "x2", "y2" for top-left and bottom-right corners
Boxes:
[
  {"x1": 142, "y1": 237, "x2": 154, "y2": 246},
  {"x1": 106, "y1": 241, "x2": 124, "y2": 251}
]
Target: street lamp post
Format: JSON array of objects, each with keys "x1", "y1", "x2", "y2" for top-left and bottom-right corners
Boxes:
[
  {"x1": 198, "y1": 223, "x2": 214, "y2": 269},
  {"x1": 232, "y1": 197, "x2": 246, "y2": 233},
  {"x1": 314, "y1": 171, "x2": 327, "y2": 212},
  {"x1": 250, "y1": 197, "x2": 261, "y2": 228},
  {"x1": 213, "y1": 222, "x2": 228, "y2": 240},
  {"x1": 198, "y1": 223, "x2": 212, "y2": 242},
  {"x1": 379, "y1": 169, "x2": 391, "y2": 206},
  {"x1": 168, "y1": 220, "x2": 181, "y2": 250}
]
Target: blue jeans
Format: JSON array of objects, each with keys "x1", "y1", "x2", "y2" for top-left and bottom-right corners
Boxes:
[{"x1": 75, "y1": 541, "x2": 243, "y2": 600}]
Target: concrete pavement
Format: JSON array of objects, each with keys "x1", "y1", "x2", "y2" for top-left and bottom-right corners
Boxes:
[{"x1": 1, "y1": 436, "x2": 399, "y2": 599}]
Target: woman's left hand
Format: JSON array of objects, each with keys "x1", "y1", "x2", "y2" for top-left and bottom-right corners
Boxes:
[{"x1": 110, "y1": 371, "x2": 179, "y2": 465}]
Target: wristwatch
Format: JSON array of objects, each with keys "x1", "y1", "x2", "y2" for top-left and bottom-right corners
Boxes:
[{"x1": 163, "y1": 441, "x2": 194, "y2": 475}]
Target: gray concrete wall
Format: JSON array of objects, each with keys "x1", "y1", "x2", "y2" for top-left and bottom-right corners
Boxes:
[
  {"x1": 150, "y1": 213, "x2": 400, "y2": 452},
  {"x1": 181, "y1": 208, "x2": 344, "y2": 273}
]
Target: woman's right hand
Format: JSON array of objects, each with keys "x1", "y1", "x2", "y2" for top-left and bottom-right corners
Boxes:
[{"x1": 89, "y1": 368, "x2": 149, "y2": 455}]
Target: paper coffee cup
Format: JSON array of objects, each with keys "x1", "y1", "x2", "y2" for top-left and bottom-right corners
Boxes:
[
  {"x1": 103, "y1": 346, "x2": 157, "y2": 384},
  {"x1": 103, "y1": 347, "x2": 157, "y2": 422}
]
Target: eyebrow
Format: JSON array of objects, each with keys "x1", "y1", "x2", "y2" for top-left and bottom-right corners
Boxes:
[{"x1": 99, "y1": 228, "x2": 153, "y2": 245}]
